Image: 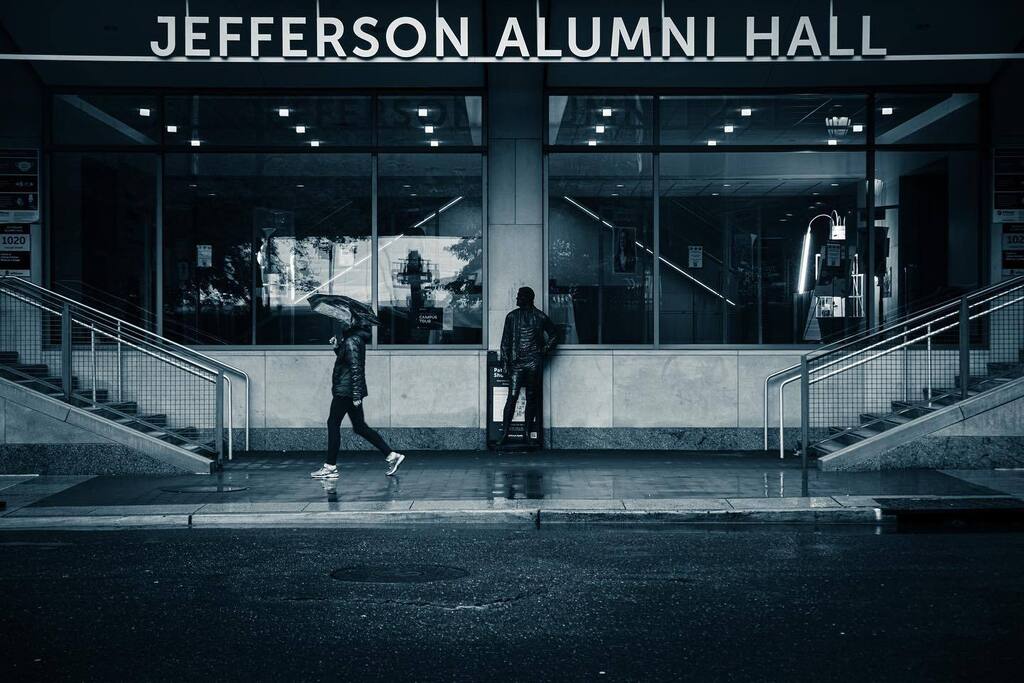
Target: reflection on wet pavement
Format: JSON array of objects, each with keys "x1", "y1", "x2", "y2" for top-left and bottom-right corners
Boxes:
[{"x1": 20, "y1": 451, "x2": 1015, "y2": 508}]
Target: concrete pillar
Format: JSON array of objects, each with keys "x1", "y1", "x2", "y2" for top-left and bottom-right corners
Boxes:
[{"x1": 486, "y1": 65, "x2": 545, "y2": 349}]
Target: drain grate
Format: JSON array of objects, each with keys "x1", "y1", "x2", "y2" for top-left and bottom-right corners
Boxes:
[
  {"x1": 330, "y1": 564, "x2": 469, "y2": 583},
  {"x1": 160, "y1": 485, "x2": 248, "y2": 493}
]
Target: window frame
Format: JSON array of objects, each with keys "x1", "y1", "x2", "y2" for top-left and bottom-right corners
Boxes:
[
  {"x1": 43, "y1": 87, "x2": 488, "y2": 350},
  {"x1": 543, "y1": 86, "x2": 988, "y2": 349}
]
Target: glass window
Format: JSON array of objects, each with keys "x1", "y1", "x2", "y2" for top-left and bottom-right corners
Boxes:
[
  {"x1": 874, "y1": 93, "x2": 979, "y2": 145},
  {"x1": 164, "y1": 96, "x2": 372, "y2": 147},
  {"x1": 377, "y1": 96, "x2": 483, "y2": 146},
  {"x1": 874, "y1": 150, "x2": 980, "y2": 323},
  {"x1": 162, "y1": 154, "x2": 372, "y2": 345},
  {"x1": 659, "y1": 153, "x2": 867, "y2": 344},
  {"x1": 50, "y1": 153, "x2": 158, "y2": 330},
  {"x1": 548, "y1": 153, "x2": 654, "y2": 344},
  {"x1": 660, "y1": 95, "x2": 867, "y2": 146},
  {"x1": 52, "y1": 94, "x2": 162, "y2": 146},
  {"x1": 377, "y1": 154, "x2": 483, "y2": 344},
  {"x1": 548, "y1": 96, "x2": 654, "y2": 146}
]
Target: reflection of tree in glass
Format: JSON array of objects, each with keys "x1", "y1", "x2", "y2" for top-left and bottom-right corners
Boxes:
[
  {"x1": 178, "y1": 243, "x2": 250, "y2": 309},
  {"x1": 444, "y1": 235, "x2": 483, "y2": 312}
]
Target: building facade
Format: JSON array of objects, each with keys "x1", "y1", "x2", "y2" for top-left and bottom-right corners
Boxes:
[{"x1": 2, "y1": 0, "x2": 1023, "y2": 453}]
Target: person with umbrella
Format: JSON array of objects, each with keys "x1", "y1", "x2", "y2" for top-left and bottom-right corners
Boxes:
[{"x1": 307, "y1": 294, "x2": 406, "y2": 479}]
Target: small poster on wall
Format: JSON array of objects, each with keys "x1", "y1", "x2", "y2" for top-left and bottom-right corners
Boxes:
[
  {"x1": 612, "y1": 227, "x2": 637, "y2": 273},
  {"x1": 0, "y1": 224, "x2": 31, "y2": 276},
  {"x1": 0, "y1": 150, "x2": 40, "y2": 224},
  {"x1": 688, "y1": 245, "x2": 703, "y2": 269},
  {"x1": 1003, "y1": 224, "x2": 1024, "y2": 277}
]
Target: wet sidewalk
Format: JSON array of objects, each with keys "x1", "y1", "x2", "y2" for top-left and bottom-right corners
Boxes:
[{"x1": 2, "y1": 451, "x2": 1024, "y2": 528}]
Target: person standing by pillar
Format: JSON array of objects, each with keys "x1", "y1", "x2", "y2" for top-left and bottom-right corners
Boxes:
[{"x1": 498, "y1": 286, "x2": 558, "y2": 448}]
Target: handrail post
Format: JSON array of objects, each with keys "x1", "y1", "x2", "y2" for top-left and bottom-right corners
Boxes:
[
  {"x1": 225, "y1": 376, "x2": 233, "y2": 461},
  {"x1": 779, "y1": 382, "x2": 786, "y2": 460},
  {"x1": 926, "y1": 323, "x2": 933, "y2": 403},
  {"x1": 116, "y1": 321, "x2": 123, "y2": 403},
  {"x1": 902, "y1": 324, "x2": 909, "y2": 403},
  {"x1": 60, "y1": 303, "x2": 72, "y2": 402},
  {"x1": 800, "y1": 356, "x2": 810, "y2": 477},
  {"x1": 763, "y1": 379, "x2": 769, "y2": 451},
  {"x1": 215, "y1": 371, "x2": 225, "y2": 468},
  {"x1": 959, "y1": 297, "x2": 970, "y2": 401}
]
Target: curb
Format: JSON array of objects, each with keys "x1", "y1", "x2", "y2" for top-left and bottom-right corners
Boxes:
[{"x1": 0, "y1": 505, "x2": 885, "y2": 530}]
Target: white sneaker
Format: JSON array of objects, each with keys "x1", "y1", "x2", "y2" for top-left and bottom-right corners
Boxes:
[
  {"x1": 311, "y1": 464, "x2": 339, "y2": 479},
  {"x1": 385, "y1": 453, "x2": 405, "y2": 476}
]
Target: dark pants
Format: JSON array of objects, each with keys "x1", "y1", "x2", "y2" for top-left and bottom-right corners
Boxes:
[
  {"x1": 501, "y1": 364, "x2": 541, "y2": 441},
  {"x1": 326, "y1": 396, "x2": 391, "y2": 465}
]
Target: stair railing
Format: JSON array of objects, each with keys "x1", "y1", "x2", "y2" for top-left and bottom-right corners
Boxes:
[
  {"x1": 0, "y1": 277, "x2": 251, "y2": 461},
  {"x1": 761, "y1": 278, "x2": 1024, "y2": 458},
  {"x1": 795, "y1": 276, "x2": 1024, "y2": 469}
]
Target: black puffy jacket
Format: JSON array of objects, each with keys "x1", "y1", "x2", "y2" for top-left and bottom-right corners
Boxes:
[
  {"x1": 331, "y1": 328, "x2": 371, "y2": 400},
  {"x1": 500, "y1": 306, "x2": 558, "y2": 371}
]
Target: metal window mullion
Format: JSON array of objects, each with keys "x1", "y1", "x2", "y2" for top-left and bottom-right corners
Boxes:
[
  {"x1": 371, "y1": 153, "x2": 379, "y2": 348},
  {"x1": 481, "y1": 152, "x2": 488, "y2": 349},
  {"x1": 155, "y1": 153, "x2": 164, "y2": 337},
  {"x1": 653, "y1": 152, "x2": 660, "y2": 348}
]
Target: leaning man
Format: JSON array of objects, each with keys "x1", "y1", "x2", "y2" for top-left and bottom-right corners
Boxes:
[{"x1": 498, "y1": 286, "x2": 558, "y2": 448}]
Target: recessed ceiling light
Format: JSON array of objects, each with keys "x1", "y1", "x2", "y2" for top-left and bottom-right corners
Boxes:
[
  {"x1": 402, "y1": 184, "x2": 411, "y2": 188},
  {"x1": 418, "y1": 108, "x2": 428, "y2": 117},
  {"x1": 278, "y1": 108, "x2": 290, "y2": 117},
  {"x1": 188, "y1": 183, "x2": 197, "y2": 188},
  {"x1": 430, "y1": 140, "x2": 439, "y2": 147},
  {"x1": 310, "y1": 140, "x2": 320, "y2": 147},
  {"x1": 616, "y1": 184, "x2": 624, "y2": 188},
  {"x1": 723, "y1": 183, "x2": 731, "y2": 187},
  {"x1": 190, "y1": 139, "x2": 201, "y2": 147},
  {"x1": 587, "y1": 140, "x2": 597, "y2": 146},
  {"x1": 424, "y1": 125, "x2": 434, "y2": 134},
  {"x1": 711, "y1": 192, "x2": 720, "y2": 196},
  {"x1": 828, "y1": 139, "x2": 838, "y2": 146},
  {"x1": 881, "y1": 107, "x2": 894, "y2": 116},
  {"x1": 295, "y1": 125, "x2": 306, "y2": 134},
  {"x1": 207, "y1": 192, "x2": 216, "y2": 197},
  {"x1": 611, "y1": 193, "x2": 619, "y2": 197},
  {"x1": 166, "y1": 125, "x2": 178, "y2": 133},
  {"x1": 602, "y1": 108, "x2": 612, "y2": 117},
  {"x1": 595, "y1": 125, "x2": 606, "y2": 134},
  {"x1": 852, "y1": 124, "x2": 864, "y2": 133},
  {"x1": 741, "y1": 108, "x2": 752, "y2": 117},
  {"x1": 139, "y1": 108, "x2": 151, "y2": 117},
  {"x1": 812, "y1": 192, "x2": 820, "y2": 196},
  {"x1": 296, "y1": 184, "x2": 304, "y2": 188},
  {"x1": 410, "y1": 193, "x2": 418, "y2": 197},
  {"x1": 780, "y1": 218, "x2": 787, "y2": 222},
  {"x1": 724, "y1": 125, "x2": 734, "y2": 133},
  {"x1": 707, "y1": 140, "x2": 717, "y2": 146},
  {"x1": 831, "y1": 183, "x2": 840, "y2": 187}
]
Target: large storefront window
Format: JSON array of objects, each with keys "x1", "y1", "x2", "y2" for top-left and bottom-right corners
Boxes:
[
  {"x1": 659, "y1": 153, "x2": 866, "y2": 344},
  {"x1": 48, "y1": 91, "x2": 485, "y2": 347},
  {"x1": 162, "y1": 154, "x2": 372, "y2": 345},
  {"x1": 548, "y1": 153, "x2": 654, "y2": 344},
  {"x1": 50, "y1": 153, "x2": 158, "y2": 329},
  {"x1": 377, "y1": 154, "x2": 484, "y2": 345},
  {"x1": 546, "y1": 91, "x2": 982, "y2": 347}
]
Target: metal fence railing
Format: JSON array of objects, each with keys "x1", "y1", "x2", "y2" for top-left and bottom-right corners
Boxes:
[
  {"x1": 795, "y1": 275, "x2": 1024, "y2": 468},
  {"x1": 0, "y1": 276, "x2": 251, "y2": 463}
]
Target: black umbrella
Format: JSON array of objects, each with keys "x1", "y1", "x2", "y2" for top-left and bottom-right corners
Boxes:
[{"x1": 307, "y1": 294, "x2": 380, "y2": 327}]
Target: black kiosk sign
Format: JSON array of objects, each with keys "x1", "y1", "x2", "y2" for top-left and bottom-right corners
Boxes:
[
  {"x1": 0, "y1": 149, "x2": 39, "y2": 224},
  {"x1": 0, "y1": 225, "x2": 31, "y2": 276},
  {"x1": 486, "y1": 351, "x2": 543, "y2": 449}
]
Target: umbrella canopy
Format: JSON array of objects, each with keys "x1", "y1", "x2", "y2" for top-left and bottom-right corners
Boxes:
[{"x1": 307, "y1": 294, "x2": 379, "y2": 327}]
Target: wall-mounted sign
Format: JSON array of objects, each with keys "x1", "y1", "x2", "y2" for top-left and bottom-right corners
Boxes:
[
  {"x1": 1003, "y1": 224, "x2": 1024, "y2": 278},
  {"x1": 196, "y1": 244, "x2": 213, "y2": 268},
  {"x1": 994, "y1": 150, "x2": 1024, "y2": 223},
  {"x1": 416, "y1": 307, "x2": 443, "y2": 330},
  {"x1": 688, "y1": 245, "x2": 703, "y2": 269},
  {"x1": 0, "y1": 224, "x2": 31, "y2": 276},
  {"x1": 0, "y1": 150, "x2": 39, "y2": 224}
]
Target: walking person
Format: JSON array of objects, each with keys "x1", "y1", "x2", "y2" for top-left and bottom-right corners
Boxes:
[
  {"x1": 498, "y1": 286, "x2": 558, "y2": 448},
  {"x1": 310, "y1": 321, "x2": 405, "y2": 479}
]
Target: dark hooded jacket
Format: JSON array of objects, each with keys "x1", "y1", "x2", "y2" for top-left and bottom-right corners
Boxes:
[
  {"x1": 331, "y1": 327, "x2": 371, "y2": 400},
  {"x1": 501, "y1": 306, "x2": 558, "y2": 371}
]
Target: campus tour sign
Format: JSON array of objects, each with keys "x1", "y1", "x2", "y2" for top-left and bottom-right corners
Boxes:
[{"x1": 148, "y1": 13, "x2": 889, "y2": 61}]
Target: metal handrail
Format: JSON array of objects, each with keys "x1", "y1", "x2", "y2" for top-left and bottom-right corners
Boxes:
[
  {"x1": 765, "y1": 275, "x2": 1024, "y2": 455},
  {"x1": 1, "y1": 277, "x2": 250, "y2": 452}
]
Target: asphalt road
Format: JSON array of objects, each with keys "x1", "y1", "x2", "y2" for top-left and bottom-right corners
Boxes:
[{"x1": 1, "y1": 526, "x2": 1022, "y2": 682}]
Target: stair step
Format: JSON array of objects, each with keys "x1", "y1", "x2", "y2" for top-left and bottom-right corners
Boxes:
[
  {"x1": 810, "y1": 440, "x2": 845, "y2": 455},
  {"x1": 0, "y1": 363, "x2": 49, "y2": 379},
  {"x1": 86, "y1": 401, "x2": 139, "y2": 418},
  {"x1": 182, "y1": 441, "x2": 217, "y2": 455},
  {"x1": 120, "y1": 414, "x2": 169, "y2": 431}
]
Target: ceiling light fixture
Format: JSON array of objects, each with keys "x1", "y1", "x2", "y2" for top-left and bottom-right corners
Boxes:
[
  {"x1": 424, "y1": 125, "x2": 434, "y2": 134},
  {"x1": 310, "y1": 140, "x2": 320, "y2": 147},
  {"x1": 828, "y1": 139, "x2": 838, "y2": 146},
  {"x1": 853, "y1": 124, "x2": 864, "y2": 133},
  {"x1": 741, "y1": 108, "x2": 752, "y2": 117},
  {"x1": 707, "y1": 140, "x2": 717, "y2": 146},
  {"x1": 601, "y1": 108, "x2": 612, "y2": 117},
  {"x1": 295, "y1": 125, "x2": 306, "y2": 134},
  {"x1": 190, "y1": 139, "x2": 201, "y2": 147},
  {"x1": 724, "y1": 125, "x2": 734, "y2": 133},
  {"x1": 587, "y1": 140, "x2": 598, "y2": 146},
  {"x1": 166, "y1": 125, "x2": 177, "y2": 133},
  {"x1": 595, "y1": 125, "x2": 605, "y2": 134},
  {"x1": 278, "y1": 108, "x2": 290, "y2": 117},
  {"x1": 881, "y1": 107, "x2": 894, "y2": 116},
  {"x1": 418, "y1": 108, "x2": 428, "y2": 117},
  {"x1": 139, "y1": 108, "x2": 151, "y2": 117}
]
